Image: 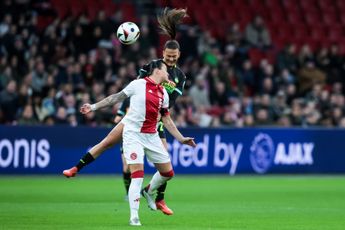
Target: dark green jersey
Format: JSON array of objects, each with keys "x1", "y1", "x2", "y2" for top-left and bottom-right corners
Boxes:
[{"x1": 138, "y1": 59, "x2": 186, "y2": 108}]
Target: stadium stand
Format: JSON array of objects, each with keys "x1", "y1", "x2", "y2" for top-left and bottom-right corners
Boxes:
[{"x1": 0, "y1": 0, "x2": 344, "y2": 127}]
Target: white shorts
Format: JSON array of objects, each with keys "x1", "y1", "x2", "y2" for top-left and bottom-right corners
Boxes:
[{"x1": 122, "y1": 130, "x2": 170, "y2": 165}]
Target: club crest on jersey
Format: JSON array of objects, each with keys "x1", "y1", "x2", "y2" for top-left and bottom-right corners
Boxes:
[{"x1": 130, "y1": 152, "x2": 137, "y2": 160}]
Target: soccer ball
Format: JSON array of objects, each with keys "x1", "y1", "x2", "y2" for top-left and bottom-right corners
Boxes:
[{"x1": 116, "y1": 22, "x2": 140, "y2": 45}]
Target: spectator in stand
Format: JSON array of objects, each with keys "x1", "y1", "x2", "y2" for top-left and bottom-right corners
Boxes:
[
  {"x1": 339, "y1": 117, "x2": 345, "y2": 127},
  {"x1": 31, "y1": 59, "x2": 48, "y2": 93},
  {"x1": 210, "y1": 81, "x2": 229, "y2": 107},
  {"x1": 298, "y1": 44, "x2": 314, "y2": 67},
  {"x1": 275, "y1": 68, "x2": 296, "y2": 91},
  {"x1": 244, "y1": 15, "x2": 271, "y2": 49},
  {"x1": 237, "y1": 59, "x2": 255, "y2": 96},
  {"x1": 303, "y1": 101, "x2": 321, "y2": 127},
  {"x1": 18, "y1": 104, "x2": 37, "y2": 125},
  {"x1": 272, "y1": 91, "x2": 289, "y2": 121},
  {"x1": 0, "y1": 80, "x2": 18, "y2": 123},
  {"x1": 258, "y1": 63, "x2": 276, "y2": 95},
  {"x1": 225, "y1": 23, "x2": 245, "y2": 48},
  {"x1": 276, "y1": 44, "x2": 298, "y2": 73},
  {"x1": 189, "y1": 74, "x2": 211, "y2": 108},
  {"x1": 331, "y1": 107, "x2": 343, "y2": 126},
  {"x1": 315, "y1": 46, "x2": 330, "y2": 73},
  {"x1": 297, "y1": 58, "x2": 326, "y2": 95},
  {"x1": 328, "y1": 43, "x2": 343, "y2": 85}
]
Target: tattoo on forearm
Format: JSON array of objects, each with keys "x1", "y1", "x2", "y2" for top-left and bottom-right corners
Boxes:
[{"x1": 95, "y1": 91, "x2": 127, "y2": 110}]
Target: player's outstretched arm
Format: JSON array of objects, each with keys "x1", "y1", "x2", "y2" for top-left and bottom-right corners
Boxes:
[
  {"x1": 80, "y1": 91, "x2": 128, "y2": 114},
  {"x1": 162, "y1": 114, "x2": 196, "y2": 147}
]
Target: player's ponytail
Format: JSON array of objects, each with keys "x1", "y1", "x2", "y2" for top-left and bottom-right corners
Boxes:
[{"x1": 157, "y1": 7, "x2": 188, "y2": 49}]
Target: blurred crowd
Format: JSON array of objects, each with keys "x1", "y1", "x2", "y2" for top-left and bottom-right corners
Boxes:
[{"x1": 1, "y1": 0, "x2": 345, "y2": 128}]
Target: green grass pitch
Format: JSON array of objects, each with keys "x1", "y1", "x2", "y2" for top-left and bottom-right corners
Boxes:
[{"x1": 0, "y1": 175, "x2": 344, "y2": 229}]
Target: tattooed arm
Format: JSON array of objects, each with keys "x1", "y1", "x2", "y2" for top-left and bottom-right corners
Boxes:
[{"x1": 80, "y1": 91, "x2": 128, "y2": 114}]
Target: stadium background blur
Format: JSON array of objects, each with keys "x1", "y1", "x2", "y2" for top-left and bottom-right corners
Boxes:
[
  {"x1": 1, "y1": 1, "x2": 345, "y2": 229},
  {"x1": 1, "y1": 0, "x2": 345, "y2": 128}
]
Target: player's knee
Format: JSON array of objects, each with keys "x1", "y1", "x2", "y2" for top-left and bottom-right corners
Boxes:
[{"x1": 160, "y1": 169, "x2": 174, "y2": 179}]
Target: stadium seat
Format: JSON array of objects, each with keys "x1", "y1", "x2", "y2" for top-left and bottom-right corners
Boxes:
[
  {"x1": 36, "y1": 15, "x2": 55, "y2": 32},
  {"x1": 273, "y1": 23, "x2": 293, "y2": 40},
  {"x1": 170, "y1": 0, "x2": 185, "y2": 8},
  {"x1": 50, "y1": 0, "x2": 69, "y2": 19},
  {"x1": 310, "y1": 25, "x2": 326, "y2": 42},
  {"x1": 322, "y1": 12, "x2": 339, "y2": 26},
  {"x1": 264, "y1": 0, "x2": 282, "y2": 11},
  {"x1": 339, "y1": 14, "x2": 345, "y2": 25},
  {"x1": 119, "y1": 2, "x2": 136, "y2": 22},
  {"x1": 216, "y1": 0, "x2": 232, "y2": 8},
  {"x1": 224, "y1": 8, "x2": 240, "y2": 24},
  {"x1": 269, "y1": 9, "x2": 285, "y2": 23},
  {"x1": 282, "y1": 0, "x2": 299, "y2": 11},
  {"x1": 299, "y1": 0, "x2": 318, "y2": 13},
  {"x1": 69, "y1": 0, "x2": 85, "y2": 18},
  {"x1": 248, "y1": 48, "x2": 266, "y2": 66},
  {"x1": 293, "y1": 24, "x2": 309, "y2": 41},
  {"x1": 318, "y1": 0, "x2": 336, "y2": 11},
  {"x1": 304, "y1": 12, "x2": 320, "y2": 26},
  {"x1": 204, "y1": 4, "x2": 220, "y2": 22},
  {"x1": 327, "y1": 25, "x2": 344, "y2": 42},
  {"x1": 335, "y1": 0, "x2": 345, "y2": 11},
  {"x1": 287, "y1": 10, "x2": 303, "y2": 25},
  {"x1": 100, "y1": 0, "x2": 117, "y2": 18},
  {"x1": 86, "y1": 0, "x2": 101, "y2": 21}
]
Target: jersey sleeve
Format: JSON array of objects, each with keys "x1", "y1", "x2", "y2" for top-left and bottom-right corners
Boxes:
[
  {"x1": 174, "y1": 72, "x2": 186, "y2": 96},
  {"x1": 168, "y1": 71, "x2": 186, "y2": 108},
  {"x1": 122, "y1": 79, "x2": 140, "y2": 97}
]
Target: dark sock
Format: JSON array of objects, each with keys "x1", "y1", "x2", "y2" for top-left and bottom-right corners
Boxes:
[
  {"x1": 123, "y1": 171, "x2": 131, "y2": 194},
  {"x1": 155, "y1": 182, "x2": 167, "y2": 202},
  {"x1": 76, "y1": 152, "x2": 95, "y2": 171}
]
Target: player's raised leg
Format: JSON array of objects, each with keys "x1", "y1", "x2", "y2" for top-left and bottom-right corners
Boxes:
[{"x1": 63, "y1": 123, "x2": 124, "y2": 177}]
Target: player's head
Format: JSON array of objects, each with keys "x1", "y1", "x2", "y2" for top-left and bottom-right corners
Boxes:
[
  {"x1": 151, "y1": 61, "x2": 169, "y2": 83},
  {"x1": 157, "y1": 7, "x2": 187, "y2": 67},
  {"x1": 163, "y1": 40, "x2": 180, "y2": 67}
]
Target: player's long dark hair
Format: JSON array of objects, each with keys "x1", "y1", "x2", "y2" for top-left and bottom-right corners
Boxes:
[{"x1": 157, "y1": 7, "x2": 188, "y2": 49}]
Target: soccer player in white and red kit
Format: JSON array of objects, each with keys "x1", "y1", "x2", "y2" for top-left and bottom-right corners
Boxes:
[
  {"x1": 79, "y1": 62, "x2": 195, "y2": 226},
  {"x1": 63, "y1": 7, "x2": 188, "y2": 216}
]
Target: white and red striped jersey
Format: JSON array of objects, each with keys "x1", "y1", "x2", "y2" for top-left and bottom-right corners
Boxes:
[{"x1": 121, "y1": 77, "x2": 169, "y2": 133}]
